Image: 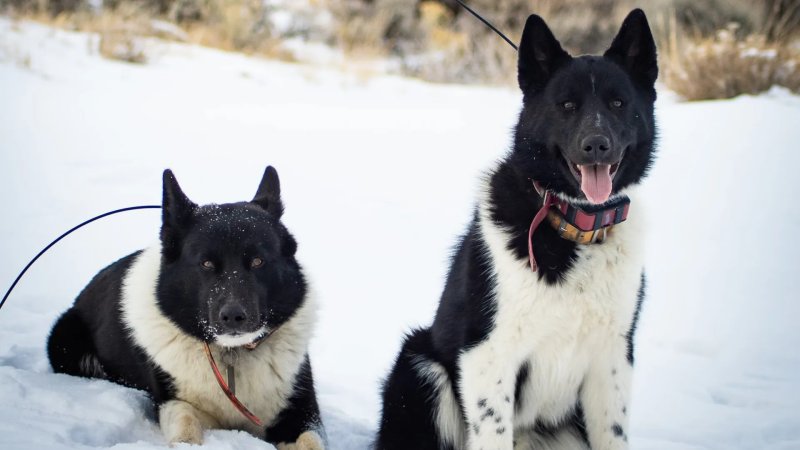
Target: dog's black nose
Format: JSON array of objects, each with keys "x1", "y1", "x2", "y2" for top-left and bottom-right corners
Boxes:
[
  {"x1": 582, "y1": 135, "x2": 611, "y2": 154},
  {"x1": 219, "y1": 303, "x2": 249, "y2": 331}
]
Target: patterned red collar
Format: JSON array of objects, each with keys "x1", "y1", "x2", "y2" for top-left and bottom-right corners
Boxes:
[{"x1": 527, "y1": 182, "x2": 630, "y2": 272}]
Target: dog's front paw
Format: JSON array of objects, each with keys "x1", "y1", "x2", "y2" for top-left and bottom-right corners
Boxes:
[
  {"x1": 159, "y1": 400, "x2": 204, "y2": 446},
  {"x1": 295, "y1": 431, "x2": 325, "y2": 450},
  {"x1": 276, "y1": 431, "x2": 324, "y2": 450},
  {"x1": 163, "y1": 412, "x2": 203, "y2": 445}
]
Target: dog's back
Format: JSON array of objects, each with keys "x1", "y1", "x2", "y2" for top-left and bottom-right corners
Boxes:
[{"x1": 48, "y1": 252, "x2": 149, "y2": 386}]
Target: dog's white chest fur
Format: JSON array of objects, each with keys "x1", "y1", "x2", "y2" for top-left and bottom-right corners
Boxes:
[
  {"x1": 463, "y1": 188, "x2": 645, "y2": 433},
  {"x1": 119, "y1": 247, "x2": 316, "y2": 435}
]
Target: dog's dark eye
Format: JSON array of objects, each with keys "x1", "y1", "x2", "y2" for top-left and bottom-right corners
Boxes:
[
  {"x1": 251, "y1": 257, "x2": 264, "y2": 269},
  {"x1": 611, "y1": 99, "x2": 624, "y2": 108},
  {"x1": 201, "y1": 260, "x2": 215, "y2": 271},
  {"x1": 562, "y1": 101, "x2": 576, "y2": 111}
]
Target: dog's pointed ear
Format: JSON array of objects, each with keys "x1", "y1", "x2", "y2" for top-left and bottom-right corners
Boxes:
[
  {"x1": 518, "y1": 14, "x2": 571, "y2": 95},
  {"x1": 252, "y1": 166, "x2": 284, "y2": 218},
  {"x1": 161, "y1": 169, "x2": 196, "y2": 259},
  {"x1": 604, "y1": 9, "x2": 658, "y2": 90}
]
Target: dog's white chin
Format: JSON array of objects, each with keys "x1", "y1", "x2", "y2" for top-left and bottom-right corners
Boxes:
[{"x1": 214, "y1": 326, "x2": 268, "y2": 348}]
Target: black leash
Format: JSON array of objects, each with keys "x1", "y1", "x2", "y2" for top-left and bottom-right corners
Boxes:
[
  {"x1": 0, "y1": 205, "x2": 161, "y2": 311},
  {"x1": 455, "y1": 0, "x2": 518, "y2": 51}
]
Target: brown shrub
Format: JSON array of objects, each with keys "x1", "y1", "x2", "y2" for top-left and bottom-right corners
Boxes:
[
  {"x1": 661, "y1": 22, "x2": 800, "y2": 100},
  {"x1": 6, "y1": 0, "x2": 286, "y2": 59},
  {"x1": 0, "y1": 0, "x2": 88, "y2": 15},
  {"x1": 329, "y1": 0, "x2": 419, "y2": 58},
  {"x1": 98, "y1": 29, "x2": 147, "y2": 63},
  {"x1": 329, "y1": 0, "x2": 665, "y2": 84},
  {"x1": 95, "y1": 4, "x2": 149, "y2": 63},
  {"x1": 764, "y1": 0, "x2": 800, "y2": 42},
  {"x1": 102, "y1": 0, "x2": 171, "y2": 15},
  {"x1": 669, "y1": 0, "x2": 759, "y2": 37},
  {"x1": 330, "y1": 0, "x2": 800, "y2": 99},
  {"x1": 403, "y1": 1, "x2": 513, "y2": 84},
  {"x1": 182, "y1": 0, "x2": 274, "y2": 54},
  {"x1": 6, "y1": 0, "x2": 800, "y2": 99}
]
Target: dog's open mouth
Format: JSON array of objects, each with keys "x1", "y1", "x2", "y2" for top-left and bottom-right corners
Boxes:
[{"x1": 566, "y1": 160, "x2": 621, "y2": 205}]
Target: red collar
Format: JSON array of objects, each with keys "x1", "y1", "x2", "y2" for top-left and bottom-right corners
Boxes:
[{"x1": 527, "y1": 182, "x2": 630, "y2": 272}]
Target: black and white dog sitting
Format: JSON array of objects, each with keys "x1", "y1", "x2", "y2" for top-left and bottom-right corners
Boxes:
[
  {"x1": 48, "y1": 167, "x2": 324, "y2": 449},
  {"x1": 377, "y1": 9, "x2": 657, "y2": 450}
]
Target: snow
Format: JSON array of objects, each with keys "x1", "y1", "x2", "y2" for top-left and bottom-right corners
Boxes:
[{"x1": 1, "y1": 17, "x2": 799, "y2": 450}]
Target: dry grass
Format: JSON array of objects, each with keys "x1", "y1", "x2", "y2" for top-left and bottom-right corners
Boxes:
[
  {"x1": 330, "y1": 0, "x2": 800, "y2": 99},
  {"x1": 94, "y1": 4, "x2": 150, "y2": 63},
  {"x1": 764, "y1": 0, "x2": 800, "y2": 42},
  {"x1": 4, "y1": 0, "x2": 800, "y2": 99},
  {"x1": 658, "y1": 0, "x2": 800, "y2": 100},
  {"x1": 180, "y1": 0, "x2": 277, "y2": 55},
  {"x1": 329, "y1": 0, "x2": 658, "y2": 85},
  {"x1": 3, "y1": 0, "x2": 292, "y2": 62},
  {"x1": 404, "y1": 2, "x2": 493, "y2": 84},
  {"x1": 661, "y1": 22, "x2": 800, "y2": 100},
  {"x1": 329, "y1": 0, "x2": 413, "y2": 58},
  {"x1": 98, "y1": 27, "x2": 146, "y2": 63},
  {"x1": 0, "y1": 1, "x2": 149, "y2": 63}
]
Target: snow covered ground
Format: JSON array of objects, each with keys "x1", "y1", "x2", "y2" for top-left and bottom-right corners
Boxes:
[{"x1": 1, "y1": 18, "x2": 799, "y2": 450}]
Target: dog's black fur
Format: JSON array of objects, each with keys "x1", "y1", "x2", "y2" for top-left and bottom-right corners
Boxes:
[
  {"x1": 48, "y1": 167, "x2": 322, "y2": 447},
  {"x1": 376, "y1": 9, "x2": 657, "y2": 450}
]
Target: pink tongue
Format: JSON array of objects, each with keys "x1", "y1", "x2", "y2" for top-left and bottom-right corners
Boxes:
[{"x1": 579, "y1": 164, "x2": 613, "y2": 204}]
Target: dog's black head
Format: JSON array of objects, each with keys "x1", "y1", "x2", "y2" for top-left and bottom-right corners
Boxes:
[
  {"x1": 156, "y1": 166, "x2": 306, "y2": 348},
  {"x1": 512, "y1": 9, "x2": 657, "y2": 204}
]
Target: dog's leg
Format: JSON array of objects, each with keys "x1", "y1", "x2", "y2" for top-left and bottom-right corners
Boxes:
[
  {"x1": 376, "y1": 329, "x2": 453, "y2": 450},
  {"x1": 459, "y1": 345, "x2": 517, "y2": 450},
  {"x1": 159, "y1": 399, "x2": 219, "y2": 445},
  {"x1": 267, "y1": 356, "x2": 325, "y2": 449},
  {"x1": 580, "y1": 344, "x2": 631, "y2": 450},
  {"x1": 514, "y1": 425, "x2": 590, "y2": 450}
]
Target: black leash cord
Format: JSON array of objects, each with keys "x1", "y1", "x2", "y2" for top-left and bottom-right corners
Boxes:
[
  {"x1": 0, "y1": 205, "x2": 161, "y2": 311},
  {"x1": 455, "y1": 0, "x2": 518, "y2": 51}
]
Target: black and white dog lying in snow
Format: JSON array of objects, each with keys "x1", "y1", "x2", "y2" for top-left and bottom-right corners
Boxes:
[
  {"x1": 48, "y1": 167, "x2": 324, "y2": 449},
  {"x1": 377, "y1": 9, "x2": 657, "y2": 450}
]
